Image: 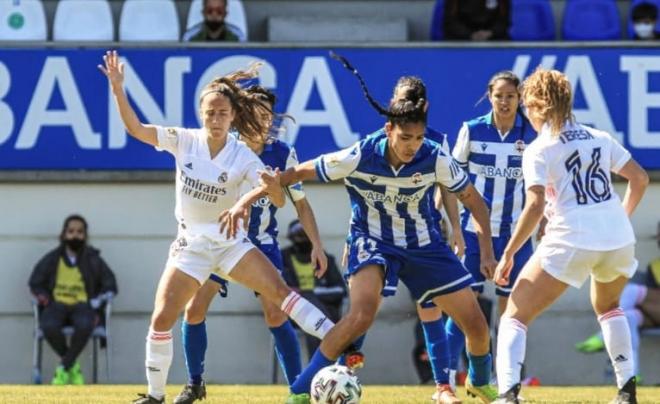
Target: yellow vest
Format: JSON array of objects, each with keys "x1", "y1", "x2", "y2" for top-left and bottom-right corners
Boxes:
[
  {"x1": 650, "y1": 257, "x2": 660, "y2": 286},
  {"x1": 291, "y1": 255, "x2": 315, "y2": 291},
  {"x1": 53, "y1": 257, "x2": 88, "y2": 305}
]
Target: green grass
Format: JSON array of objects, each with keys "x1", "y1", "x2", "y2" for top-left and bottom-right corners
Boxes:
[{"x1": 0, "y1": 385, "x2": 658, "y2": 403}]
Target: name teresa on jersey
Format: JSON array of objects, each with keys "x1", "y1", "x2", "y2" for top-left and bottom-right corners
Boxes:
[{"x1": 180, "y1": 171, "x2": 227, "y2": 203}]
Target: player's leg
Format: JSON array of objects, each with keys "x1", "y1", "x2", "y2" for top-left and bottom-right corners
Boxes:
[
  {"x1": 288, "y1": 264, "x2": 384, "y2": 398},
  {"x1": 259, "y1": 295, "x2": 302, "y2": 386},
  {"x1": 174, "y1": 277, "x2": 223, "y2": 404}
]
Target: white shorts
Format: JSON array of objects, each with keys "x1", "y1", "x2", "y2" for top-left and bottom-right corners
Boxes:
[
  {"x1": 165, "y1": 233, "x2": 255, "y2": 284},
  {"x1": 535, "y1": 241, "x2": 638, "y2": 289}
]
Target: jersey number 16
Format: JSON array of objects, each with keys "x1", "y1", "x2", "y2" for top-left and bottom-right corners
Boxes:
[{"x1": 564, "y1": 147, "x2": 612, "y2": 205}]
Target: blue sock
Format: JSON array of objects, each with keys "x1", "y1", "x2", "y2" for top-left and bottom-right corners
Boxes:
[
  {"x1": 467, "y1": 352, "x2": 492, "y2": 386},
  {"x1": 290, "y1": 349, "x2": 333, "y2": 394},
  {"x1": 337, "y1": 334, "x2": 366, "y2": 366},
  {"x1": 270, "y1": 321, "x2": 302, "y2": 386},
  {"x1": 445, "y1": 317, "x2": 465, "y2": 371},
  {"x1": 182, "y1": 320, "x2": 207, "y2": 385},
  {"x1": 422, "y1": 318, "x2": 450, "y2": 384}
]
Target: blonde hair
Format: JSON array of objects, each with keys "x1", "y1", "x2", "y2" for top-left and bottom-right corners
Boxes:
[{"x1": 521, "y1": 67, "x2": 574, "y2": 136}]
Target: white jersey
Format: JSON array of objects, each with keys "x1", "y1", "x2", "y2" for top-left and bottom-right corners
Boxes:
[
  {"x1": 523, "y1": 122, "x2": 634, "y2": 250},
  {"x1": 156, "y1": 126, "x2": 264, "y2": 239}
]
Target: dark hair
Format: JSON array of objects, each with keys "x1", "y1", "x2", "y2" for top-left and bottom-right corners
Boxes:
[
  {"x1": 392, "y1": 76, "x2": 427, "y2": 105},
  {"x1": 632, "y1": 3, "x2": 658, "y2": 21},
  {"x1": 330, "y1": 51, "x2": 427, "y2": 126},
  {"x1": 59, "y1": 214, "x2": 88, "y2": 243},
  {"x1": 200, "y1": 63, "x2": 273, "y2": 143},
  {"x1": 246, "y1": 85, "x2": 276, "y2": 107},
  {"x1": 477, "y1": 70, "x2": 521, "y2": 106}
]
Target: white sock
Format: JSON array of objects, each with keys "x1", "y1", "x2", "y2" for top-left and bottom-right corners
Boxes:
[
  {"x1": 599, "y1": 308, "x2": 635, "y2": 388},
  {"x1": 496, "y1": 317, "x2": 527, "y2": 394},
  {"x1": 624, "y1": 308, "x2": 643, "y2": 376},
  {"x1": 619, "y1": 284, "x2": 648, "y2": 311},
  {"x1": 448, "y1": 369, "x2": 457, "y2": 392},
  {"x1": 281, "y1": 291, "x2": 334, "y2": 339},
  {"x1": 145, "y1": 329, "x2": 173, "y2": 399}
]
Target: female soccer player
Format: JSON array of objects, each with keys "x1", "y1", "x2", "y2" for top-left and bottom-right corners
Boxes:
[
  {"x1": 222, "y1": 62, "x2": 499, "y2": 404},
  {"x1": 173, "y1": 86, "x2": 327, "y2": 404},
  {"x1": 493, "y1": 68, "x2": 649, "y2": 404},
  {"x1": 98, "y1": 50, "x2": 335, "y2": 404},
  {"x1": 445, "y1": 71, "x2": 537, "y2": 384}
]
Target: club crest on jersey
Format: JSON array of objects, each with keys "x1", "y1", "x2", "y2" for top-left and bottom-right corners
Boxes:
[
  {"x1": 481, "y1": 142, "x2": 488, "y2": 151},
  {"x1": 218, "y1": 172, "x2": 228, "y2": 183},
  {"x1": 514, "y1": 140, "x2": 526, "y2": 154},
  {"x1": 166, "y1": 127, "x2": 177, "y2": 138},
  {"x1": 184, "y1": 162, "x2": 193, "y2": 170},
  {"x1": 412, "y1": 172, "x2": 422, "y2": 185},
  {"x1": 326, "y1": 156, "x2": 340, "y2": 168}
]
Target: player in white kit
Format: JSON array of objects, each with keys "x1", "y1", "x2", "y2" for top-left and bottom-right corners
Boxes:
[
  {"x1": 98, "y1": 51, "x2": 336, "y2": 404},
  {"x1": 492, "y1": 68, "x2": 649, "y2": 404}
]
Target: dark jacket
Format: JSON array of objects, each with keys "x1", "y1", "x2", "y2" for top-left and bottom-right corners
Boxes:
[
  {"x1": 28, "y1": 245, "x2": 118, "y2": 303},
  {"x1": 444, "y1": 0, "x2": 510, "y2": 40}
]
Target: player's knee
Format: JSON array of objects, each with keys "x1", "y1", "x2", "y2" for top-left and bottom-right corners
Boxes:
[
  {"x1": 151, "y1": 308, "x2": 177, "y2": 331},
  {"x1": 263, "y1": 305, "x2": 288, "y2": 327},
  {"x1": 184, "y1": 303, "x2": 206, "y2": 324},
  {"x1": 592, "y1": 299, "x2": 620, "y2": 316}
]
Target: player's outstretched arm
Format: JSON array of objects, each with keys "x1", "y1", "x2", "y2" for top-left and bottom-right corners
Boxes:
[
  {"x1": 455, "y1": 183, "x2": 496, "y2": 277},
  {"x1": 280, "y1": 160, "x2": 319, "y2": 186},
  {"x1": 97, "y1": 50, "x2": 158, "y2": 147},
  {"x1": 617, "y1": 158, "x2": 649, "y2": 217}
]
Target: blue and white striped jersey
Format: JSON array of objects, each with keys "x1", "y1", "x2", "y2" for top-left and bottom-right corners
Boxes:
[
  {"x1": 452, "y1": 111, "x2": 537, "y2": 238},
  {"x1": 315, "y1": 133, "x2": 468, "y2": 249},
  {"x1": 244, "y1": 139, "x2": 305, "y2": 246}
]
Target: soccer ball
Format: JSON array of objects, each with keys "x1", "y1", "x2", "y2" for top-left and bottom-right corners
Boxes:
[{"x1": 310, "y1": 364, "x2": 362, "y2": 404}]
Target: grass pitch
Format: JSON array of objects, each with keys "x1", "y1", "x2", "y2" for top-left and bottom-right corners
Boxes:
[{"x1": 0, "y1": 384, "x2": 658, "y2": 403}]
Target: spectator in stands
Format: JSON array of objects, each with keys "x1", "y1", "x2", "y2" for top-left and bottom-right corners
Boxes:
[
  {"x1": 576, "y1": 221, "x2": 660, "y2": 380},
  {"x1": 442, "y1": 0, "x2": 510, "y2": 41},
  {"x1": 183, "y1": 0, "x2": 241, "y2": 42},
  {"x1": 631, "y1": 2, "x2": 660, "y2": 40},
  {"x1": 28, "y1": 214, "x2": 117, "y2": 385},
  {"x1": 281, "y1": 219, "x2": 347, "y2": 359}
]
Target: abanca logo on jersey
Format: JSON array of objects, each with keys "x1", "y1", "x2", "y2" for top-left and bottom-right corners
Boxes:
[
  {"x1": 479, "y1": 166, "x2": 522, "y2": 179},
  {"x1": 180, "y1": 171, "x2": 227, "y2": 203},
  {"x1": 363, "y1": 190, "x2": 422, "y2": 204}
]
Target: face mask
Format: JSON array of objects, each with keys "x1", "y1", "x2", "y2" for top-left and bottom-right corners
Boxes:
[
  {"x1": 205, "y1": 20, "x2": 224, "y2": 32},
  {"x1": 65, "y1": 238, "x2": 85, "y2": 252},
  {"x1": 634, "y1": 23, "x2": 655, "y2": 39},
  {"x1": 292, "y1": 240, "x2": 313, "y2": 255}
]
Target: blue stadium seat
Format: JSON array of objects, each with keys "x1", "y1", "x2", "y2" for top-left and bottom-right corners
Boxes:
[
  {"x1": 562, "y1": 0, "x2": 621, "y2": 40},
  {"x1": 628, "y1": 0, "x2": 660, "y2": 38},
  {"x1": 429, "y1": 0, "x2": 444, "y2": 40},
  {"x1": 509, "y1": 0, "x2": 555, "y2": 41}
]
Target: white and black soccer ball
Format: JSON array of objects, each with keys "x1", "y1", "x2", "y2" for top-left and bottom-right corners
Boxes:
[{"x1": 310, "y1": 364, "x2": 362, "y2": 404}]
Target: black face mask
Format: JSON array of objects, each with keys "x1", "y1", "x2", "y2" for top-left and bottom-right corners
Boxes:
[
  {"x1": 65, "y1": 238, "x2": 85, "y2": 252},
  {"x1": 205, "y1": 20, "x2": 224, "y2": 32},
  {"x1": 292, "y1": 241, "x2": 313, "y2": 256}
]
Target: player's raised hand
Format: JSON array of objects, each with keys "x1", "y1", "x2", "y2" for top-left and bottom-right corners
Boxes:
[
  {"x1": 97, "y1": 50, "x2": 125, "y2": 89},
  {"x1": 493, "y1": 253, "x2": 514, "y2": 286},
  {"x1": 219, "y1": 204, "x2": 249, "y2": 239},
  {"x1": 311, "y1": 245, "x2": 328, "y2": 278},
  {"x1": 258, "y1": 167, "x2": 280, "y2": 193}
]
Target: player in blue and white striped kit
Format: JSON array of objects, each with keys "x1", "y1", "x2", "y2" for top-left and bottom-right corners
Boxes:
[
  {"x1": 225, "y1": 59, "x2": 500, "y2": 403},
  {"x1": 444, "y1": 72, "x2": 538, "y2": 387},
  {"x1": 174, "y1": 87, "x2": 329, "y2": 404}
]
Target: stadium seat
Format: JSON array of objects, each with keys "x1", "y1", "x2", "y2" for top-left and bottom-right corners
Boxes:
[
  {"x1": 31, "y1": 295, "x2": 113, "y2": 384},
  {"x1": 119, "y1": 0, "x2": 180, "y2": 41},
  {"x1": 509, "y1": 0, "x2": 555, "y2": 41},
  {"x1": 0, "y1": 0, "x2": 47, "y2": 41},
  {"x1": 429, "y1": 0, "x2": 444, "y2": 40},
  {"x1": 562, "y1": 0, "x2": 622, "y2": 40},
  {"x1": 628, "y1": 0, "x2": 660, "y2": 38},
  {"x1": 186, "y1": 0, "x2": 248, "y2": 41},
  {"x1": 53, "y1": 0, "x2": 114, "y2": 41}
]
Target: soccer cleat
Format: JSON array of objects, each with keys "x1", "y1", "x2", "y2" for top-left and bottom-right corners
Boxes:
[
  {"x1": 345, "y1": 350, "x2": 365, "y2": 370},
  {"x1": 492, "y1": 383, "x2": 521, "y2": 404},
  {"x1": 285, "y1": 392, "x2": 311, "y2": 404},
  {"x1": 575, "y1": 333, "x2": 605, "y2": 353},
  {"x1": 174, "y1": 382, "x2": 207, "y2": 404},
  {"x1": 132, "y1": 393, "x2": 165, "y2": 404},
  {"x1": 610, "y1": 376, "x2": 637, "y2": 404},
  {"x1": 68, "y1": 362, "x2": 85, "y2": 385},
  {"x1": 435, "y1": 384, "x2": 462, "y2": 403},
  {"x1": 51, "y1": 365, "x2": 69, "y2": 385},
  {"x1": 465, "y1": 378, "x2": 498, "y2": 403}
]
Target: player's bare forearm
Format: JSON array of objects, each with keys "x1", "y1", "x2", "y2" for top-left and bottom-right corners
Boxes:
[
  {"x1": 281, "y1": 160, "x2": 319, "y2": 186},
  {"x1": 503, "y1": 186, "x2": 545, "y2": 258},
  {"x1": 618, "y1": 159, "x2": 649, "y2": 217},
  {"x1": 111, "y1": 89, "x2": 158, "y2": 146},
  {"x1": 294, "y1": 198, "x2": 323, "y2": 249},
  {"x1": 439, "y1": 186, "x2": 461, "y2": 232},
  {"x1": 456, "y1": 184, "x2": 494, "y2": 259}
]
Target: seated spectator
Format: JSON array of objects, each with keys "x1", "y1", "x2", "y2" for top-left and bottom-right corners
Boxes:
[
  {"x1": 28, "y1": 214, "x2": 117, "y2": 385},
  {"x1": 443, "y1": 0, "x2": 510, "y2": 40},
  {"x1": 632, "y1": 2, "x2": 660, "y2": 40},
  {"x1": 183, "y1": 0, "x2": 241, "y2": 42},
  {"x1": 281, "y1": 220, "x2": 347, "y2": 359}
]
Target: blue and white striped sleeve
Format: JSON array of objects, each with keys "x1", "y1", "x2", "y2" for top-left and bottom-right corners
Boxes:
[
  {"x1": 435, "y1": 153, "x2": 470, "y2": 193},
  {"x1": 452, "y1": 123, "x2": 470, "y2": 168},
  {"x1": 314, "y1": 144, "x2": 361, "y2": 183},
  {"x1": 285, "y1": 146, "x2": 306, "y2": 202}
]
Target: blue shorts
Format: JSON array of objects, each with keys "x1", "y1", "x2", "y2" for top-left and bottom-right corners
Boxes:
[
  {"x1": 209, "y1": 242, "x2": 284, "y2": 297},
  {"x1": 346, "y1": 235, "x2": 474, "y2": 306},
  {"x1": 463, "y1": 230, "x2": 534, "y2": 296}
]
